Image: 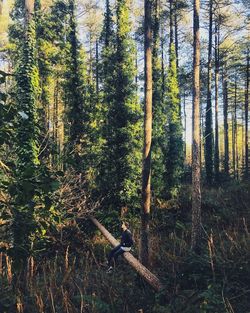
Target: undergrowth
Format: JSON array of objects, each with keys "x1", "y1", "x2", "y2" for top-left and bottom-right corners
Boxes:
[{"x1": 0, "y1": 181, "x2": 249, "y2": 313}]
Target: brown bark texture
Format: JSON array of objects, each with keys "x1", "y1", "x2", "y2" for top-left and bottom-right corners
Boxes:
[
  {"x1": 245, "y1": 49, "x2": 249, "y2": 177},
  {"x1": 191, "y1": 0, "x2": 201, "y2": 250},
  {"x1": 141, "y1": 0, "x2": 153, "y2": 267}
]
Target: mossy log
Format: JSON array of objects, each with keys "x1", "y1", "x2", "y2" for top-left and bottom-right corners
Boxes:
[{"x1": 90, "y1": 216, "x2": 163, "y2": 292}]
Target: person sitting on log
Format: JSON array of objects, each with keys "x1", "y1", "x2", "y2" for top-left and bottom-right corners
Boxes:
[{"x1": 106, "y1": 221, "x2": 133, "y2": 273}]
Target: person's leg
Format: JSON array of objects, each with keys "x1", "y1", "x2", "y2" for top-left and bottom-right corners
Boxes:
[
  {"x1": 112, "y1": 247, "x2": 125, "y2": 266},
  {"x1": 107, "y1": 245, "x2": 121, "y2": 267}
]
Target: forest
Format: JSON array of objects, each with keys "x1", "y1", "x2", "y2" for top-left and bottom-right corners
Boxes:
[{"x1": 0, "y1": 0, "x2": 249, "y2": 312}]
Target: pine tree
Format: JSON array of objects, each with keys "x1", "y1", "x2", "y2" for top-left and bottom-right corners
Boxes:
[
  {"x1": 205, "y1": 0, "x2": 214, "y2": 185},
  {"x1": 141, "y1": 0, "x2": 153, "y2": 267},
  {"x1": 191, "y1": 0, "x2": 201, "y2": 251}
]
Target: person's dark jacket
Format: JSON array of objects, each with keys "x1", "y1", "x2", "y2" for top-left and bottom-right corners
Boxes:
[{"x1": 121, "y1": 229, "x2": 133, "y2": 247}]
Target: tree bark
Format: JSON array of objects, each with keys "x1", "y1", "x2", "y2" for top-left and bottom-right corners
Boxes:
[
  {"x1": 90, "y1": 217, "x2": 163, "y2": 292},
  {"x1": 214, "y1": 24, "x2": 220, "y2": 182},
  {"x1": 223, "y1": 64, "x2": 229, "y2": 176},
  {"x1": 141, "y1": 0, "x2": 153, "y2": 267},
  {"x1": 191, "y1": 0, "x2": 201, "y2": 251},
  {"x1": 169, "y1": 0, "x2": 174, "y2": 48},
  {"x1": 95, "y1": 40, "x2": 99, "y2": 96},
  {"x1": 174, "y1": 0, "x2": 179, "y2": 71},
  {"x1": 245, "y1": 49, "x2": 249, "y2": 178},
  {"x1": 205, "y1": 0, "x2": 213, "y2": 185},
  {"x1": 0, "y1": 0, "x2": 3, "y2": 15}
]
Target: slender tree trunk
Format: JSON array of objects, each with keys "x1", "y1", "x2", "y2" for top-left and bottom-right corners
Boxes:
[
  {"x1": 245, "y1": 49, "x2": 249, "y2": 178},
  {"x1": 214, "y1": 24, "x2": 220, "y2": 181},
  {"x1": 136, "y1": 43, "x2": 138, "y2": 93},
  {"x1": 234, "y1": 79, "x2": 239, "y2": 180},
  {"x1": 140, "y1": 0, "x2": 153, "y2": 267},
  {"x1": 169, "y1": 0, "x2": 174, "y2": 48},
  {"x1": 183, "y1": 92, "x2": 187, "y2": 162},
  {"x1": 223, "y1": 64, "x2": 229, "y2": 176},
  {"x1": 232, "y1": 110, "x2": 236, "y2": 178},
  {"x1": 205, "y1": 0, "x2": 213, "y2": 184},
  {"x1": 242, "y1": 109, "x2": 244, "y2": 173},
  {"x1": 0, "y1": 0, "x2": 3, "y2": 15},
  {"x1": 95, "y1": 40, "x2": 99, "y2": 96},
  {"x1": 174, "y1": 0, "x2": 179, "y2": 71},
  {"x1": 191, "y1": 0, "x2": 201, "y2": 251},
  {"x1": 161, "y1": 31, "x2": 165, "y2": 102}
]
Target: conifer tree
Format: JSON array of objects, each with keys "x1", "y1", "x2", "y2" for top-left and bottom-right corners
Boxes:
[
  {"x1": 151, "y1": 0, "x2": 165, "y2": 196},
  {"x1": 101, "y1": 0, "x2": 142, "y2": 209},
  {"x1": 64, "y1": 0, "x2": 85, "y2": 169},
  {"x1": 164, "y1": 44, "x2": 183, "y2": 198},
  {"x1": 205, "y1": 0, "x2": 214, "y2": 185},
  {"x1": 191, "y1": 0, "x2": 201, "y2": 251},
  {"x1": 141, "y1": 0, "x2": 152, "y2": 267}
]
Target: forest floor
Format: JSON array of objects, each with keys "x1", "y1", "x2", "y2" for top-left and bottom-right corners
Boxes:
[{"x1": 0, "y1": 181, "x2": 250, "y2": 313}]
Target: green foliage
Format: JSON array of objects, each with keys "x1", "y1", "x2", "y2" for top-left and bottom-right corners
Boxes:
[
  {"x1": 164, "y1": 43, "x2": 184, "y2": 198},
  {"x1": 152, "y1": 1, "x2": 166, "y2": 197},
  {"x1": 98, "y1": 0, "x2": 142, "y2": 210}
]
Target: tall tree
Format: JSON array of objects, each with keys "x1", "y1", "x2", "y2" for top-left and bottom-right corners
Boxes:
[
  {"x1": 164, "y1": 0, "x2": 183, "y2": 198},
  {"x1": 191, "y1": 0, "x2": 201, "y2": 251},
  {"x1": 12, "y1": 0, "x2": 40, "y2": 261},
  {"x1": 245, "y1": 48, "x2": 249, "y2": 178},
  {"x1": 205, "y1": 0, "x2": 213, "y2": 185},
  {"x1": 214, "y1": 22, "x2": 220, "y2": 181},
  {"x1": 101, "y1": 0, "x2": 141, "y2": 209},
  {"x1": 223, "y1": 62, "x2": 229, "y2": 176},
  {"x1": 152, "y1": 0, "x2": 165, "y2": 196},
  {"x1": 64, "y1": 0, "x2": 85, "y2": 169},
  {"x1": 165, "y1": 43, "x2": 183, "y2": 198},
  {"x1": 140, "y1": 0, "x2": 152, "y2": 266}
]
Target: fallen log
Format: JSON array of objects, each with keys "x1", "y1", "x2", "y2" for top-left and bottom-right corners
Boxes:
[{"x1": 90, "y1": 216, "x2": 164, "y2": 292}]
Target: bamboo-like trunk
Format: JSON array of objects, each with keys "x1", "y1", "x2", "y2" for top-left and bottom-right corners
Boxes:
[{"x1": 90, "y1": 217, "x2": 163, "y2": 292}]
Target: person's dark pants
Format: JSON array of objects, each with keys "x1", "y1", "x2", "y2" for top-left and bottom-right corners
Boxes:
[{"x1": 107, "y1": 244, "x2": 124, "y2": 267}]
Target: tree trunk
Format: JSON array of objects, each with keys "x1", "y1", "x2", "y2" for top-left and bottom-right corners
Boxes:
[
  {"x1": 183, "y1": 92, "x2": 187, "y2": 162},
  {"x1": 95, "y1": 40, "x2": 99, "y2": 96},
  {"x1": 223, "y1": 64, "x2": 229, "y2": 176},
  {"x1": 0, "y1": 0, "x2": 3, "y2": 15},
  {"x1": 214, "y1": 24, "x2": 220, "y2": 182},
  {"x1": 234, "y1": 79, "x2": 239, "y2": 180},
  {"x1": 174, "y1": 0, "x2": 179, "y2": 71},
  {"x1": 140, "y1": 0, "x2": 153, "y2": 267},
  {"x1": 205, "y1": 0, "x2": 213, "y2": 185},
  {"x1": 191, "y1": 0, "x2": 201, "y2": 251},
  {"x1": 169, "y1": 0, "x2": 174, "y2": 47},
  {"x1": 90, "y1": 217, "x2": 163, "y2": 292},
  {"x1": 245, "y1": 49, "x2": 249, "y2": 178}
]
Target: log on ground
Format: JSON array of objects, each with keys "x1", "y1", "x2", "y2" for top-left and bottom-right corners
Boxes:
[{"x1": 90, "y1": 216, "x2": 164, "y2": 292}]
